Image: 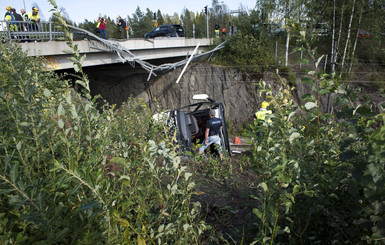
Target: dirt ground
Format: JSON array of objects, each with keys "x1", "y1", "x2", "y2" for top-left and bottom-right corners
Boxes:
[{"x1": 183, "y1": 152, "x2": 261, "y2": 244}]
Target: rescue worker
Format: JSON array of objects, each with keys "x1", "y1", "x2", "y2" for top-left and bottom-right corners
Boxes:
[
  {"x1": 4, "y1": 6, "x2": 17, "y2": 32},
  {"x1": 254, "y1": 101, "x2": 273, "y2": 137},
  {"x1": 214, "y1": 22, "x2": 220, "y2": 38},
  {"x1": 4, "y1": 6, "x2": 12, "y2": 18},
  {"x1": 254, "y1": 101, "x2": 272, "y2": 122},
  {"x1": 20, "y1": 9, "x2": 29, "y2": 41},
  {"x1": 20, "y1": 9, "x2": 28, "y2": 21},
  {"x1": 198, "y1": 109, "x2": 224, "y2": 161},
  {"x1": 27, "y1": 7, "x2": 40, "y2": 31}
]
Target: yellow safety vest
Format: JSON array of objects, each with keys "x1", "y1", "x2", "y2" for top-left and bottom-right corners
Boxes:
[
  {"x1": 27, "y1": 12, "x2": 40, "y2": 21},
  {"x1": 5, "y1": 13, "x2": 18, "y2": 31},
  {"x1": 255, "y1": 109, "x2": 272, "y2": 122}
]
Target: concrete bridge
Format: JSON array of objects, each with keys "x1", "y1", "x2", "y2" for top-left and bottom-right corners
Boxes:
[{"x1": 19, "y1": 38, "x2": 213, "y2": 70}]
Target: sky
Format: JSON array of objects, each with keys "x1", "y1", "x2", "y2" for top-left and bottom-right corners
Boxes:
[{"x1": 4, "y1": 0, "x2": 257, "y2": 24}]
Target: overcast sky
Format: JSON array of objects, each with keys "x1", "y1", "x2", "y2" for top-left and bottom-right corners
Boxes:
[{"x1": 6, "y1": 0, "x2": 257, "y2": 24}]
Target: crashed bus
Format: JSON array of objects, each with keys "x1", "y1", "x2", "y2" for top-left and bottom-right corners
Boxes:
[{"x1": 156, "y1": 94, "x2": 232, "y2": 157}]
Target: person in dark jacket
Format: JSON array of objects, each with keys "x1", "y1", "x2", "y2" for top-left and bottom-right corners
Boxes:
[
  {"x1": 198, "y1": 109, "x2": 224, "y2": 160},
  {"x1": 116, "y1": 16, "x2": 126, "y2": 39},
  {"x1": 12, "y1": 9, "x2": 23, "y2": 31}
]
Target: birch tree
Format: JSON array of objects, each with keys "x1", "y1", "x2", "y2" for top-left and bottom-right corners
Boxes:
[
  {"x1": 348, "y1": 0, "x2": 363, "y2": 73},
  {"x1": 284, "y1": 0, "x2": 292, "y2": 66},
  {"x1": 282, "y1": 0, "x2": 305, "y2": 67},
  {"x1": 341, "y1": 0, "x2": 356, "y2": 71},
  {"x1": 330, "y1": 0, "x2": 337, "y2": 73}
]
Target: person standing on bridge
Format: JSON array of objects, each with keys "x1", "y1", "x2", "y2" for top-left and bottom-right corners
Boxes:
[
  {"x1": 198, "y1": 109, "x2": 224, "y2": 161},
  {"x1": 12, "y1": 9, "x2": 23, "y2": 32},
  {"x1": 4, "y1": 6, "x2": 17, "y2": 32},
  {"x1": 27, "y1": 7, "x2": 40, "y2": 41},
  {"x1": 215, "y1": 22, "x2": 220, "y2": 38},
  {"x1": 21, "y1": 9, "x2": 28, "y2": 21},
  {"x1": 20, "y1": 9, "x2": 30, "y2": 41},
  {"x1": 116, "y1": 16, "x2": 126, "y2": 39},
  {"x1": 27, "y1": 7, "x2": 40, "y2": 31},
  {"x1": 97, "y1": 17, "x2": 107, "y2": 39},
  {"x1": 222, "y1": 27, "x2": 226, "y2": 39}
]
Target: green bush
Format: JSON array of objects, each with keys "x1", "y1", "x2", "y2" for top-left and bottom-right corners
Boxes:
[
  {"x1": 248, "y1": 33, "x2": 385, "y2": 244},
  {"x1": 211, "y1": 33, "x2": 274, "y2": 75},
  {"x1": 0, "y1": 42, "x2": 205, "y2": 244}
]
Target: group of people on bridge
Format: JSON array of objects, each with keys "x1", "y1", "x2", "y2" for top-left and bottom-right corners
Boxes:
[
  {"x1": 3, "y1": 5, "x2": 40, "y2": 42},
  {"x1": 95, "y1": 16, "x2": 128, "y2": 40},
  {"x1": 214, "y1": 22, "x2": 237, "y2": 39}
]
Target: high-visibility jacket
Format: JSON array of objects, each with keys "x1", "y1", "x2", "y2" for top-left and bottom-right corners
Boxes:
[
  {"x1": 27, "y1": 12, "x2": 40, "y2": 22},
  {"x1": 5, "y1": 13, "x2": 18, "y2": 31},
  {"x1": 255, "y1": 108, "x2": 272, "y2": 122},
  {"x1": 22, "y1": 13, "x2": 29, "y2": 21}
]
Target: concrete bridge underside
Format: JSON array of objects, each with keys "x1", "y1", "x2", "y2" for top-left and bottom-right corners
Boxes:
[{"x1": 19, "y1": 38, "x2": 212, "y2": 70}]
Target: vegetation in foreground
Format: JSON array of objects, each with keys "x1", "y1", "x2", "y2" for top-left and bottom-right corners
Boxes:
[
  {"x1": 1, "y1": 0, "x2": 385, "y2": 243},
  {"x1": 0, "y1": 42, "x2": 206, "y2": 244},
  {"x1": 1, "y1": 30, "x2": 385, "y2": 244}
]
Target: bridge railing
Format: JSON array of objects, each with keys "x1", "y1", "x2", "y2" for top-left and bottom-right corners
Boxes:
[{"x1": 0, "y1": 20, "x2": 85, "y2": 42}]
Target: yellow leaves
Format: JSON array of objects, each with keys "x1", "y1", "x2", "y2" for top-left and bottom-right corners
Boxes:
[
  {"x1": 137, "y1": 236, "x2": 146, "y2": 245},
  {"x1": 193, "y1": 190, "x2": 205, "y2": 195},
  {"x1": 116, "y1": 217, "x2": 129, "y2": 227}
]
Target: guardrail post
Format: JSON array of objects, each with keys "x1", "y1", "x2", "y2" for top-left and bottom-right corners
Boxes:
[
  {"x1": 49, "y1": 22, "x2": 53, "y2": 41},
  {"x1": 6, "y1": 22, "x2": 12, "y2": 40}
]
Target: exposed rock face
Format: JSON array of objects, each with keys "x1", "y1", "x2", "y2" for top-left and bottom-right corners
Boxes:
[
  {"x1": 147, "y1": 63, "x2": 260, "y2": 124},
  {"x1": 87, "y1": 62, "x2": 383, "y2": 124},
  {"x1": 88, "y1": 62, "x2": 262, "y2": 124}
]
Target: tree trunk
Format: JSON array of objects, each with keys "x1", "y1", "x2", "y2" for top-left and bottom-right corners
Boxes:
[
  {"x1": 285, "y1": 32, "x2": 290, "y2": 66},
  {"x1": 341, "y1": 0, "x2": 356, "y2": 71},
  {"x1": 348, "y1": 0, "x2": 363, "y2": 73},
  {"x1": 334, "y1": 0, "x2": 345, "y2": 72},
  {"x1": 330, "y1": 0, "x2": 336, "y2": 73},
  {"x1": 284, "y1": 0, "x2": 291, "y2": 67}
]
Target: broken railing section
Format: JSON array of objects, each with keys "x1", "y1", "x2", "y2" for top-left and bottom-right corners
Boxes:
[{"x1": 67, "y1": 25, "x2": 227, "y2": 80}]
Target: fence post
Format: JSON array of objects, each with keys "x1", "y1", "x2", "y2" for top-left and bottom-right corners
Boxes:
[
  {"x1": 300, "y1": 46, "x2": 303, "y2": 69},
  {"x1": 324, "y1": 54, "x2": 328, "y2": 71},
  {"x1": 275, "y1": 41, "x2": 278, "y2": 64},
  {"x1": 6, "y1": 22, "x2": 12, "y2": 40},
  {"x1": 49, "y1": 22, "x2": 53, "y2": 41}
]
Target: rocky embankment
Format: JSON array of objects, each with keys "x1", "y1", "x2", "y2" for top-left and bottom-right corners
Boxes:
[{"x1": 88, "y1": 62, "x2": 384, "y2": 124}]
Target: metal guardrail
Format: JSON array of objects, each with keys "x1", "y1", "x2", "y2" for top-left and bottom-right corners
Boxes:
[{"x1": 0, "y1": 20, "x2": 84, "y2": 42}]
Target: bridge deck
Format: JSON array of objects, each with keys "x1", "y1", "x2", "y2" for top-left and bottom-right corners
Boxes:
[{"x1": 19, "y1": 38, "x2": 212, "y2": 70}]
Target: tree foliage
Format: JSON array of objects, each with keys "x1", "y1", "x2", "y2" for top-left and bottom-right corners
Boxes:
[
  {"x1": 248, "y1": 31, "x2": 385, "y2": 244},
  {"x1": 211, "y1": 32, "x2": 274, "y2": 74},
  {"x1": 0, "y1": 2, "x2": 207, "y2": 241}
]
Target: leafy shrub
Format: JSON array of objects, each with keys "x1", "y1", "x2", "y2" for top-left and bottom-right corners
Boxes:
[
  {"x1": 248, "y1": 32, "x2": 385, "y2": 244},
  {"x1": 0, "y1": 41, "x2": 205, "y2": 243},
  {"x1": 211, "y1": 33, "x2": 274, "y2": 74}
]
